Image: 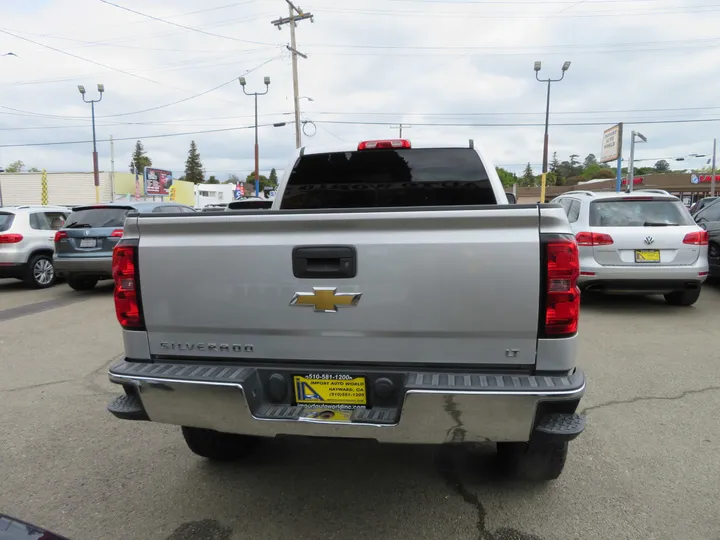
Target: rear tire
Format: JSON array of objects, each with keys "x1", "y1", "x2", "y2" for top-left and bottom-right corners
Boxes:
[
  {"x1": 496, "y1": 441, "x2": 568, "y2": 481},
  {"x1": 67, "y1": 276, "x2": 98, "y2": 291},
  {"x1": 25, "y1": 254, "x2": 56, "y2": 289},
  {"x1": 663, "y1": 288, "x2": 701, "y2": 306},
  {"x1": 181, "y1": 426, "x2": 261, "y2": 461}
]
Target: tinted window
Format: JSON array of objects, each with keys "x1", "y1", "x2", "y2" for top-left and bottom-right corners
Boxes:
[
  {"x1": 29, "y1": 212, "x2": 51, "y2": 230},
  {"x1": 696, "y1": 200, "x2": 720, "y2": 223},
  {"x1": 0, "y1": 213, "x2": 15, "y2": 232},
  {"x1": 45, "y1": 212, "x2": 67, "y2": 230},
  {"x1": 590, "y1": 199, "x2": 694, "y2": 227},
  {"x1": 567, "y1": 200, "x2": 581, "y2": 223},
  {"x1": 280, "y1": 148, "x2": 496, "y2": 210},
  {"x1": 65, "y1": 207, "x2": 131, "y2": 228}
]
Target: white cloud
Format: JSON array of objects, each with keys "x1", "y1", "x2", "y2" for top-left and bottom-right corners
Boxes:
[{"x1": 1, "y1": 0, "x2": 719, "y2": 179}]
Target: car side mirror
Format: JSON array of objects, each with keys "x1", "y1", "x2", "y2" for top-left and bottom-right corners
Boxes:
[{"x1": 505, "y1": 192, "x2": 517, "y2": 204}]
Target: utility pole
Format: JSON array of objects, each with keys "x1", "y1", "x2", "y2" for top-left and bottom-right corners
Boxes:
[
  {"x1": 711, "y1": 138, "x2": 717, "y2": 197},
  {"x1": 627, "y1": 131, "x2": 647, "y2": 193},
  {"x1": 391, "y1": 124, "x2": 411, "y2": 138},
  {"x1": 272, "y1": 1, "x2": 313, "y2": 149},
  {"x1": 78, "y1": 84, "x2": 104, "y2": 203},
  {"x1": 239, "y1": 76, "x2": 271, "y2": 197},
  {"x1": 110, "y1": 134, "x2": 115, "y2": 202}
]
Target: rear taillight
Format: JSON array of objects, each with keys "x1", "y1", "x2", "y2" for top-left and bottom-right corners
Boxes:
[
  {"x1": 110, "y1": 229, "x2": 124, "y2": 238},
  {"x1": 683, "y1": 231, "x2": 709, "y2": 245},
  {"x1": 357, "y1": 139, "x2": 411, "y2": 150},
  {"x1": 54, "y1": 231, "x2": 68, "y2": 242},
  {"x1": 112, "y1": 242, "x2": 144, "y2": 330},
  {"x1": 542, "y1": 234, "x2": 580, "y2": 338},
  {"x1": 575, "y1": 232, "x2": 614, "y2": 246},
  {"x1": 0, "y1": 233, "x2": 23, "y2": 244}
]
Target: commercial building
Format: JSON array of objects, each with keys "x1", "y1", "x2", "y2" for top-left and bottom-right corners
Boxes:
[{"x1": 516, "y1": 173, "x2": 720, "y2": 205}]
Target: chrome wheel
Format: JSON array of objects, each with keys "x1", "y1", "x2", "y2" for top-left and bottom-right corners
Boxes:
[{"x1": 33, "y1": 258, "x2": 54, "y2": 286}]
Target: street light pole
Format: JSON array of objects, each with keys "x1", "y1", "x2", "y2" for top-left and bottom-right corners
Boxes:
[
  {"x1": 534, "y1": 60, "x2": 571, "y2": 204},
  {"x1": 627, "y1": 131, "x2": 647, "y2": 193},
  {"x1": 239, "y1": 76, "x2": 270, "y2": 198},
  {"x1": 78, "y1": 83, "x2": 104, "y2": 203}
]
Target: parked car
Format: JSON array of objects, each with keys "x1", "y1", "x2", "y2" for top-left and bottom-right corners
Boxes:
[
  {"x1": 0, "y1": 205, "x2": 71, "y2": 288},
  {"x1": 692, "y1": 197, "x2": 720, "y2": 278},
  {"x1": 226, "y1": 197, "x2": 273, "y2": 210},
  {"x1": 107, "y1": 139, "x2": 586, "y2": 482},
  {"x1": 690, "y1": 196, "x2": 717, "y2": 215},
  {"x1": 54, "y1": 201, "x2": 194, "y2": 291},
  {"x1": 551, "y1": 189, "x2": 708, "y2": 305}
]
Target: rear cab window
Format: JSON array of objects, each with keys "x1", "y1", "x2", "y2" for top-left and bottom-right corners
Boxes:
[
  {"x1": 65, "y1": 207, "x2": 132, "y2": 229},
  {"x1": 0, "y1": 213, "x2": 15, "y2": 232},
  {"x1": 280, "y1": 147, "x2": 496, "y2": 210},
  {"x1": 589, "y1": 198, "x2": 694, "y2": 227}
]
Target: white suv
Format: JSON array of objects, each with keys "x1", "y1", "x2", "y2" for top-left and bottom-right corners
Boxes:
[
  {"x1": 551, "y1": 190, "x2": 709, "y2": 306},
  {"x1": 0, "y1": 205, "x2": 70, "y2": 288}
]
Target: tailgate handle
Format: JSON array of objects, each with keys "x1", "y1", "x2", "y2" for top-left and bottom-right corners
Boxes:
[{"x1": 292, "y1": 246, "x2": 357, "y2": 279}]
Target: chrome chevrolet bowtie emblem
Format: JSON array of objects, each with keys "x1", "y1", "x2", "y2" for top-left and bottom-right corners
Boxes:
[{"x1": 644, "y1": 236, "x2": 654, "y2": 245}]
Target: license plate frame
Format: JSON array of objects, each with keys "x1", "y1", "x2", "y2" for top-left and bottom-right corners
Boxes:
[
  {"x1": 293, "y1": 374, "x2": 367, "y2": 408},
  {"x1": 634, "y1": 249, "x2": 660, "y2": 263},
  {"x1": 79, "y1": 238, "x2": 97, "y2": 248}
]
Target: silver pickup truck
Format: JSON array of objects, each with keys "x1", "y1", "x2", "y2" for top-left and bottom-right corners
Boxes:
[{"x1": 107, "y1": 139, "x2": 586, "y2": 481}]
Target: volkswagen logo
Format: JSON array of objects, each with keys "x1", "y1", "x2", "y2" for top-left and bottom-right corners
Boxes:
[{"x1": 644, "y1": 236, "x2": 654, "y2": 245}]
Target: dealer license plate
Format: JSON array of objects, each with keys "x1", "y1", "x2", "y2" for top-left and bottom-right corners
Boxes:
[
  {"x1": 635, "y1": 249, "x2": 660, "y2": 263},
  {"x1": 79, "y1": 238, "x2": 97, "y2": 248},
  {"x1": 293, "y1": 374, "x2": 367, "y2": 407}
]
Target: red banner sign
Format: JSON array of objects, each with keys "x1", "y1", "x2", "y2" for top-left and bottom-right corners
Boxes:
[{"x1": 620, "y1": 177, "x2": 644, "y2": 186}]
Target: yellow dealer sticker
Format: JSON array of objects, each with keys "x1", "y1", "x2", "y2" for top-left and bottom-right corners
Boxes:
[{"x1": 293, "y1": 375, "x2": 367, "y2": 407}]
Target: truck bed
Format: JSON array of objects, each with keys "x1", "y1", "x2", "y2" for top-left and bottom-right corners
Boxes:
[{"x1": 128, "y1": 205, "x2": 543, "y2": 367}]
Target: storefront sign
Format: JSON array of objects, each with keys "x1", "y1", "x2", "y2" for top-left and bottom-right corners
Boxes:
[
  {"x1": 691, "y1": 174, "x2": 720, "y2": 184},
  {"x1": 620, "y1": 177, "x2": 643, "y2": 186}
]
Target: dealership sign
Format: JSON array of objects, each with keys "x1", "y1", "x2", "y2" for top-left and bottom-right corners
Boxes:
[
  {"x1": 600, "y1": 123, "x2": 623, "y2": 163},
  {"x1": 621, "y1": 177, "x2": 643, "y2": 186},
  {"x1": 144, "y1": 167, "x2": 173, "y2": 196}
]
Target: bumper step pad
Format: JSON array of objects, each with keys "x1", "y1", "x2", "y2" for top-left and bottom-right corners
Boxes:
[
  {"x1": 256, "y1": 404, "x2": 398, "y2": 424},
  {"x1": 534, "y1": 413, "x2": 585, "y2": 442},
  {"x1": 107, "y1": 393, "x2": 149, "y2": 421}
]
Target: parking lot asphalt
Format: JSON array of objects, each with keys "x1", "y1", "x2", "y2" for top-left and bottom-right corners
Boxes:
[{"x1": 1, "y1": 278, "x2": 719, "y2": 540}]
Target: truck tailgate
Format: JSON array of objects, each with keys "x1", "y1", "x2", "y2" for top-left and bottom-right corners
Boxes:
[{"x1": 135, "y1": 207, "x2": 541, "y2": 366}]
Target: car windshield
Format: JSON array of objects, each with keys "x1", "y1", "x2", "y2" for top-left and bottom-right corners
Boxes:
[
  {"x1": 0, "y1": 212, "x2": 14, "y2": 232},
  {"x1": 589, "y1": 199, "x2": 694, "y2": 227},
  {"x1": 65, "y1": 207, "x2": 131, "y2": 229}
]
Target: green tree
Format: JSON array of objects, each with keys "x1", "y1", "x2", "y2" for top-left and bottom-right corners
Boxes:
[
  {"x1": 583, "y1": 153, "x2": 598, "y2": 169},
  {"x1": 206, "y1": 175, "x2": 219, "y2": 184},
  {"x1": 495, "y1": 167, "x2": 517, "y2": 188},
  {"x1": 569, "y1": 154, "x2": 581, "y2": 176},
  {"x1": 521, "y1": 163, "x2": 536, "y2": 186},
  {"x1": 269, "y1": 168, "x2": 278, "y2": 186},
  {"x1": 28, "y1": 167, "x2": 40, "y2": 172},
  {"x1": 654, "y1": 159, "x2": 670, "y2": 172},
  {"x1": 5, "y1": 160, "x2": 25, "y2": 172},
  {"x1": 224, "y1": 173, "x2": 241, "y2": 184},
  {"x1": 129, "y1": 140, "x2": 152, "y2": 174},
  {"x1": 184, "y1": 140, "x2": 205, "y2": 184},
  {"x1": 246, "y1": 172, "x2": 272, "y2": 190}
]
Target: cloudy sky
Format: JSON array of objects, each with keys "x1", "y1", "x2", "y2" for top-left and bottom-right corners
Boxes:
[{"x1": 1, "y1": 0, "x2": 719, "y2": 180}]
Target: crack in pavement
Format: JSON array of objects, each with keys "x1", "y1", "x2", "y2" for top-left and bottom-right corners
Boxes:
[
  {"x1": 436, "y1": 396, "x2": 544, "y2": 540},
  {"x1": 1, "y1": 378, "x2": 76, "y2": 393},
  {"x1": 580, "y1": 385, "x2": 720, "y2": 415}
]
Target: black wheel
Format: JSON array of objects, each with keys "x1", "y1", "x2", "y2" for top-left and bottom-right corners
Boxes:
[
  {"x1": 181, "y1": 426, "x2": 261, "y2": 461},
  {"x1": 67, "y1": 276, "x2": 98, "y2": 291},
  {"x1": 709, "y1": 243, "x2": 720, "y2": 259},
  {"x1": 25, "y1": 254, "x2": 56, "y2": 289},
  {"x1": 663, "y1": 288, "x2": 701, "y2": 306},
  {"x1": 497, "y1": 441, "x2": 568, "y2": 481}
]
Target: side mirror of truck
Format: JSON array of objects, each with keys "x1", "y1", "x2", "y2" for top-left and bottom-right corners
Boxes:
[{"x1": 505, "y1": 192, "x2": 517, "y2": 204}]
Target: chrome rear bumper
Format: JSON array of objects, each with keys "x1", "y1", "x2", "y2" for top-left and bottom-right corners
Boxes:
[{"x1": 108, "y1": 360, "x2": 586, "y2": 444}]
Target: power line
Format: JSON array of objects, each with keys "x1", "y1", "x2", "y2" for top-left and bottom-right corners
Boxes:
[
  {"x1": 0, "y1": 54, "x2": 282, "y2": 121},
  {"x1": 97, "y1": 0, "x2": 279, "y2": 47},
  {"x1": 313, "y1": 4, "x2": 720, "y2": 19},
  {"x1": 3, "y1": 116, "x2": 720, "y2": 149},
  {"x1": 0, "y1": 28, "x2": 189, "y2": 92}
]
